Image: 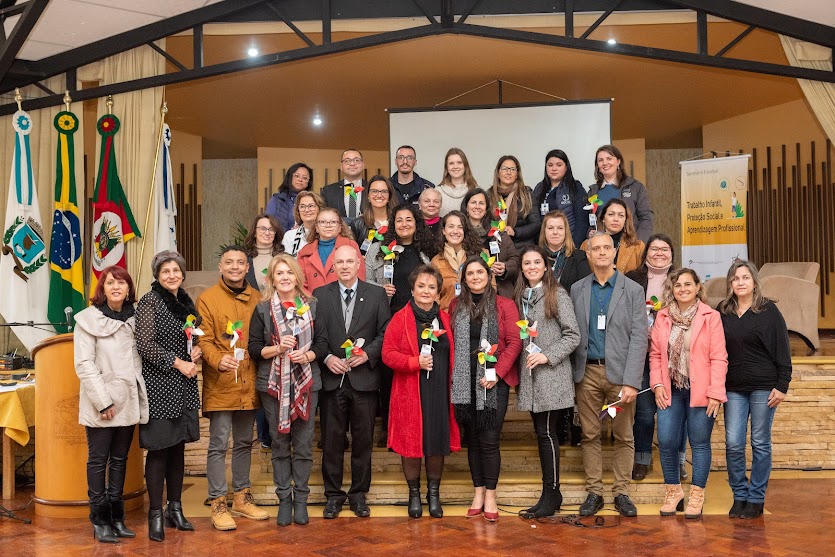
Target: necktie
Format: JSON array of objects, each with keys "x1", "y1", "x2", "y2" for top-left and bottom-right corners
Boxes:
[
  {"x1": 344, "y1": 288, "x2": 354, "y2": 306},
  {"x1": 348, "y1": 184, "x2": 357, "y2": 218}
]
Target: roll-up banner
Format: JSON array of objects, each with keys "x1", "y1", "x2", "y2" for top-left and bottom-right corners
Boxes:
[{"x1": 680, "y1": 155, "x2": 751, "y2": 281}]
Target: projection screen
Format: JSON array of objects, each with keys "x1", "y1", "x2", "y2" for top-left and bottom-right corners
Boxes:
[{"x1": 388, "y1": 100, "x2": 612, "y2": 192}]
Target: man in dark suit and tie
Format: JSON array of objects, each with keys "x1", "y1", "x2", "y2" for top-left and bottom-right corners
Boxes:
[
  {"x1": 321, "y1": 148, "x2": 369, "y2": 221},
  {"x1": 312, "y1": 244, "x2": 391, "y2": 518}
]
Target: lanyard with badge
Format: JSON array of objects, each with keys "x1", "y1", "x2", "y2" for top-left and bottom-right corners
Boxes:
[
  {"x1": 520, "y1": 288, "x2": 542, "y2": 375},
  {"x1": 593, "y1": 283, "x2": 610, "y2": 330}
]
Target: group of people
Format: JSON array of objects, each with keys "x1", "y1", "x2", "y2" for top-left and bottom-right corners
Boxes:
[{"x1": 72, "y1": 143, "x2": 792, "y2": 544}]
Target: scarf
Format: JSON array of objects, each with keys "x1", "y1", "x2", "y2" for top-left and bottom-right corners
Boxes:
[
  {"x1": 646, "y1": 261, "x2": 671, "y2": 302},
  {"x1": 267, "y1": 292, "x2": 314, "y2": 433},
  {"x1": 97, "y1": 303, "x2": 135, "y2": 322},
  {"x1": 291, "y1": 225, "x2": 306, "y2": 255},
  {"x1": 496, "y1": 186, "x2": 518, "y2": 227},
  {"x1": 151, "y1": 281, "x2": 198, "y2": 324},
  {"x1": 452, "y1": 294, "x2": 499, "y2": 428},
  {"x1": 425, "y1": 216, "x2": 440, "y2": 227},
  {"x1": 667, "y1": 300, "x2": 699, "y2": 389},
  {"x1": 547, "y1": 246, "x2": 567, "y2": 280},
  {"x1": 411, "y1": 299, "x2": 440, "y2": 331},
  {"x1": 443, "y1": 243, "x2": 467, "y2": 277}
]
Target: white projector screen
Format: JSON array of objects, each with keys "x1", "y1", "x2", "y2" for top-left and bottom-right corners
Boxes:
[{"x1": 388, "y1": 100, "x2": 612, "y2": 193}]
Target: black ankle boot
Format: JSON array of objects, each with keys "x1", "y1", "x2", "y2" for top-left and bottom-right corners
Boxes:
[
  {"x1": 277, "y1": 497, "x2": 293, "y2": 526},
  {"x1": 109, "y1": 499, "x2": 135, "y2": 538},
  {"x1": 91, "y1": 503, "x2": 120, "y2": 544},
  {"x1": 164, "y1": 501, "x2": 194, "y2": 531},
  {"x1": 532, "y1": 487, "x2": 563, "y2": 518},
  {"x1": 407, "y1": 480, "x2": 422, "y2": 518},
  {"x1": 740, "y1": 502, "x2": 764, "y2": 519},
  {"x1": 522, "y1": 484, "x2": 546, "y2": 517},
  {"x1": 427, "y1": 479, "x2": 443, "y2": 518},
  {"x1": 148, "y1": 509, "x2": 165, "y2": 542}
]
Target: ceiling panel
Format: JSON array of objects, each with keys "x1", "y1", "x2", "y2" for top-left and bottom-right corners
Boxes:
[{"x1": 733, "y1": 0, "x2": 835, "y2": 28}]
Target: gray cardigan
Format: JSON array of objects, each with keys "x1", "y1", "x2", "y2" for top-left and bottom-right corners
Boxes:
[
  {"x1": 569, "y1": 271, "x2": 647, "y2": 389},
  {"x1": 516, "y1": 287, "x2": 581, "y2": 413}
]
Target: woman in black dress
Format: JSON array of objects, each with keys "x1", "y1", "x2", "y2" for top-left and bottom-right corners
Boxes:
[{"x1": 135, "y1": 251, "x2": 202, "y2": 542}]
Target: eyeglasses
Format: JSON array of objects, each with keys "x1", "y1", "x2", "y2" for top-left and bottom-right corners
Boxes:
[
  {"x1": 648, "y1": 246, "x2": 671, "y2": 253},
  {"x1": 256, "y1": 226, "x2": 276, "y2": 234},
  {"x1": 298, "y1": 203, "x2": 318, "y2": 211},
  {"x1": 292, "y1": 173, "x2": 310, "y2": 182},
  {"x1": 317, "y1": 220, "x2": 340, "y2": 226},
  {"x1": 395, "y1": 155, "x2": 416, "y2": 162},
  {"x1": 500, "y1": 166, "x2": 517, "y2": 173},
  {"x1": 369, "y1": 189, "x2": 389, "y2": 197},
  {"x1": 341, "y1": 157, "x2": 362, "y2": 165}
]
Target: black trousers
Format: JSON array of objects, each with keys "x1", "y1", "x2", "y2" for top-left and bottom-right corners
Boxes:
[
  {"x1": 85, "y1": 425, "x2": 135, "y2": 506},
  {"x1": 145, "y1": 442, "x2": 186, "y2": 511},
  {"x1": 531, "y1": 410, "x2": 562, "y2": 490},
  {"x1": 320, "y1": 384, "x2": 377, "y2": 501},
  {"x1": 465, "y1": 380, "x2": 509, "y2": 490}
]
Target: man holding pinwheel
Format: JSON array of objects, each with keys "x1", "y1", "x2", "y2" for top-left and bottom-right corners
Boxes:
[
  {"x1": 196, "y1": 245, "x2": 269, "y2": 530},
  {"x1": 312, "y1": 244, "x2": 391, "y2": 519}
]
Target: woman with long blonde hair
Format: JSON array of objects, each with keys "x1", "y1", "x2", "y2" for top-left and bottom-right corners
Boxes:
[{"x1": 437, "y1": 147, "x2": 478, "y2": 217}]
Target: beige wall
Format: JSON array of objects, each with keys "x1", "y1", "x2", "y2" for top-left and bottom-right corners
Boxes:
[
  {"x1": 201, "y1": 159, "x2": 258, "y2": 269},
  {"x1": 257, "y1": 148, "x2": 390, "y2": 212},
  {"x1": 616, "y1": 137, "x2": 647, "y2": 186}
]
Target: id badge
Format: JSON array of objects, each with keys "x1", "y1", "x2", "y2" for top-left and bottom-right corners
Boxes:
[
  {"x1": 540, "y1": 202, "x2": 549, "y2": 216},
  {"x1": 383, "y1": 264, "x2": 394, "y2": 279},
  {"x1": 454, "y1": 283, "x2": 461, "y2": 297},
  {"x1": 484, "y1": 368, "x2": 497, "y2": 382},
  {"x1": 420, "y1": 344, "x2": 433, "y2": 356},
  {"x1": 187, "y1": 338, "x2": 193, "y2": 355},
  {"x1": 234, "y1": 347, "x2": 246, "y2": 361},
  {"x1": 489, "y1": 241, "x2": 500, "y2": 255},
  {"x1": 589, "y1": 213, "x2": 597, "y2": 227},
  {"x1": 526, "y1": 342, "x2": 542, "y2": 354},
  {"x1": 360, "y1": 238, "x2": 371, "y2": 253},
  {"x1": 597, "y1": 314, "x2": 606, "y2": 330}
]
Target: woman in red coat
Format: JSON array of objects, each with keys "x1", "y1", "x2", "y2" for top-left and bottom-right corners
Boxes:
[
  {"x1": 383, "y1": 265, "x2": 460, "y2": 519},
  {"x1": 450, "y1": 255, "x2": 522, "y2": 521},
  {"x1": 296, "y1": 207, "x2": 365, "y2": 291}
]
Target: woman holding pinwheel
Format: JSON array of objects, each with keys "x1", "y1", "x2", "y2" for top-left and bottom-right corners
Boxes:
[
  {"x1": 430, "y1": 210, "x2": 483, "y2": 311},
  {"x1": 513, "y1": 246, "x2": 580, "y2": 518},
  {"x1": 450, "y1": 255, "x2": 522, "y2": 521},
  {"x1": 488, "y1": 155, "x2": 541, "y2": 247},
  {"x1": 350, "y1": 175, "x2": 398, "y2": 256},
  {"x1": 461, "y1": 188, "x2": 519, "y2": 298},
  {"x1": 249, "y1": 253, "x2": 320, "y2": 526},
  {"x1": 383, "y1": 265, "x2": 459, "y2": 519}
]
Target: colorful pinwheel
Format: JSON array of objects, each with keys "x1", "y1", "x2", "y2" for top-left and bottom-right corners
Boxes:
[
  {"x1": 488, "y1": 219, "x2": 506, "y2": 240},
  {"x1": 367, "y1": 225, "x2": 388, "y2": 242},
  {"x1": 282, "y1": 295, "x2": 310, "y2": 319},
  {"x1": 481, "y1": 251, "x2": 496, "y2": 268},
  {"x1": 599, "y1": 387, "x2": 653, "y2": 419},
  {"x1": 380, "y1": 240, "x2": 404, "y2": 261},
  {"x1": 421, "y1": 319, "x2": 446, "y2": 345},
  {"x1": 225, "y1": 320, "x2": 244, "y2": 348},
  {"x1": 183, "y1": 314, "x2": 204, "y2": 340},
  {"x1": 649, "y1": 295, "x2": 663, "y2": 311},
  {"x1": 583, "y1": 194, "x2": 601, "y2": 214},
  {"x1": 344, "y1": 184, "x2": 364, "y2": 200},
  {"x1": 477, "y1": 339, "x2": 498, "y2": 365},
  {"x1": 516, "y1": 319, "x2": 538, "y2": 340},
  {"x1": 341, "y1": 337, "x2": 365, "y2": 359}
]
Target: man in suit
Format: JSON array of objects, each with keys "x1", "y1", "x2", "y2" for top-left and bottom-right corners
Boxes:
[
  {"x1": 312, "y1": 244, "x2": 391, "y2": 518},
  {"x1": 570, "y1": 232, "x2": 647, "y2": 518},
  {"x1": 321, "y1": 148, "x2": 369, "y2": 220}
]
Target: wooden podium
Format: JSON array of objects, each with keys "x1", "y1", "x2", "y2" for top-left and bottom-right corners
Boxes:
[{"x1": 31, "y1": 333, "x2": 145, "y2": 518}]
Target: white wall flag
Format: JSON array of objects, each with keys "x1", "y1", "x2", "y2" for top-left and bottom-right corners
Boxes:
[{"x1": 153, "y1": 124, "x2": 177, "y2": 254}]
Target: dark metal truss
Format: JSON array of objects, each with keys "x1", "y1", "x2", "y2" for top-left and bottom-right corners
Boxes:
[{"x1": 0, "y1": 0, "x2": 833, "y2": 116}]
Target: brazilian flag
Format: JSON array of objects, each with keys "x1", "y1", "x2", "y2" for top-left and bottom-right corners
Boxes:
[{"x1": 47, "y1": 111, "x2": 85, "y2": 333}]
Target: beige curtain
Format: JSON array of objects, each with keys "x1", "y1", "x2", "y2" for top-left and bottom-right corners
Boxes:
[
  {"x1": 780, "y1": 36, "x2": 835, "y2": 145},
  {"x1": 0, "y1": 75, "x2": 85, "y2": 354},
  {"x1": 78, "y1": 42, "x2": 165, "y2": 295}
]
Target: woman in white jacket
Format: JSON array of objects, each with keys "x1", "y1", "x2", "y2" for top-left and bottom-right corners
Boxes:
[{"x1": 74, "y1": 265, "x2": 148, "y2": 544}]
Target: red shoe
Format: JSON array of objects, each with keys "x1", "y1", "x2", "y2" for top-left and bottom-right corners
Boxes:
[
  {"x1": 466, "y1": 506, "x2": 483, "y2": 518},
  {"x1": 483, "y1": 511, "x2": 499, "y2": 522}
]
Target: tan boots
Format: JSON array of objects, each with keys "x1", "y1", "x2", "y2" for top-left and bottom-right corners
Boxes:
[
  {"x1": 232, "y1": 489, "x2": 269, "y2": 521},
  {"x1": 684, "y1": 485, "x2": 705, "y2": 519},
  {"x1": 210, "y1": 496, "x2": 237, "y2": 531},
  {"x1": 659, "y1": 484, "x2": 685, "y2": 516}
]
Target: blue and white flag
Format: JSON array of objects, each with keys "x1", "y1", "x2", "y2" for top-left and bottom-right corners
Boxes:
[
  {"x1": 0, "y1": 110, "x2": 52, "y2": 350},
  {"x1": 153, "y1": 124, "x2": 177, "y2": 254}
]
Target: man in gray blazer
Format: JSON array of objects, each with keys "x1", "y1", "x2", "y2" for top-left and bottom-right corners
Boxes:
[{"x1": 570, "y1": 232, "x2": 647, "y2": 517}]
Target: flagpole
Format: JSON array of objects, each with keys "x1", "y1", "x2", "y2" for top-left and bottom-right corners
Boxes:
[{"x1": 137, "y1": 99, "x2": 168, "y2": 289}]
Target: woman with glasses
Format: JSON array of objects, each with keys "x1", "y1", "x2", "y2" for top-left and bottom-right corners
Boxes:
[
  {"x1": 489, "y1": 155, "x2": 541, "y2": 247},
  {"x1": 437, "y1": 148, "x2": 478, "y2": 217},
  {"x1": 282, "y1": 191, "x2": 324, "y2": 256},
  {"x1": 296, "y1": 206, "x2": 365, "y2": 291},
  {"x1": 244, "y1": 213, "x2": 285, "y2": 293},
  {"x1": 266, "y1": 163, "x2": 314, "y2": 233},
  {"x1": 350, "y1": 175, "x2": 398, "y2": 256},
  {"x1": 532, "y1": 149, "x2": 590, "y2": 244}
]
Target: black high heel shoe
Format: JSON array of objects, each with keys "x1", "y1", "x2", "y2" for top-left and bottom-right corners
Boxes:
[
  {"x1": 91, "y1": 503, "x2": 119, "y2": 544},
  {"x1": 164, "y1": 501, "x2": 194, "y2": 531},
  {"x1": 110, "y1": 499, "x2": 135, "y2": 538},
  {"x1": 148, "y1": 509, "x2": 165, "y2": 542},
  {"x1": 407, "y1": 480, "x2": 422, "y2": 518}
]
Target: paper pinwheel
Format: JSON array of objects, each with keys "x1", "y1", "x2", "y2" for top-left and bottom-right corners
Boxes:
[
  {"x1": 649, "y1": 295, "x2": 663, "y2": 312},
  {"x1": 480, "y1": 251, "x2": 496, "y2": 268},
  {"x1": 421, "y1": 319, "x2": 446, "y2": 344},
  {"x1": 599, "y1": 387, "x2": 653, "y2": 419},
  {"x1": 478, "y1": 339, "x2": 498, "y2": 365},
  {"x1": 367, "y1": 225, "x2": 388, "y2": 242},
  {"x1": 225, "y1": 320, "x2": 244, "y2": 348},
  {"x1": 282, "y1": 295, "x2": 310, "y2": 319},
  {"x1": 380, "y1": 240, "x2": 404, "y2": 261},
  {"x1": 344, "y1": 183, "x2": 364, "y2": 200},
  {"x1": 341, "y1": 338, "x2": 365, "y2": 359},
  {"x1": 516, "y1": 319, "x2": 538, "y2": 340},
  {"x1": 583, "y1": 194, "x2": 601, "y2": 214},
  {"x1": 488, "y1": 219, "x2": 506, "y2": 239},
  {"x1": 495, "y1": 197, "x2": 508, "y2": 218},
  {"x1": 183, "y1": 314, "x2": 204, "y2": 340}
]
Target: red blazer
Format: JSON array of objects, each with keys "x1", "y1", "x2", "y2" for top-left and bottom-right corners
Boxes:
[
  {"x1": 382, "y1": 305, "x2": 460, "y2": 459},
  {"x1": 650, "y1": 301, "x2": 728, "y2": 407},
  {"x1": 296, "y1": 236, "x2": 366, "y2": 291},
  {"x1": 450, "y1": 294, "x2": 523, "y2": 387}
]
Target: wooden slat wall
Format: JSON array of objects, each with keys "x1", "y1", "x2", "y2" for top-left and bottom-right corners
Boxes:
[
  {"x1": 743, "y1": 140, "x2": 834, "y2": 318},
  {"x1": 174, "y1": 162, "x2": 202, "y2": 271}
]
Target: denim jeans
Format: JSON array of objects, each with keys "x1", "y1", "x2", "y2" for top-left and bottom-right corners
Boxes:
[
  {"x1": 725, "y1": 390, "x2": 777, "y2": 504},
  {"x1": 656, "y1": 387, "x2": 715, "y2": 488},
  {"x1": 634, "y1": 358, "x2": 686, "y2": 466}
]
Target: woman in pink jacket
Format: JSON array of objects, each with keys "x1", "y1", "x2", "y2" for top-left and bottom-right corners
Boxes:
[{"x1": 650, "y1": 268, "x2": 727, "y2": 519}]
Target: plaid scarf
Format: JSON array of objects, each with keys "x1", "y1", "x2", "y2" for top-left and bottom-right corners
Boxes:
[
  {"x1": 667, "y1": 300, "x2": 699, "y2": 390},
  {"x1": 267, "y1": 292, "x2": 314, "y2": 433}
]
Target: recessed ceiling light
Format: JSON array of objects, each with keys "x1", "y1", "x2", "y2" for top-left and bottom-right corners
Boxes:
[
  {"x1": 312, "y1": 116, "x2": 323, "y2": 126},
  {"x1": 247, "y1": 47, "x2": 259, "y2": 57},
  {"x1": 607, "y1": 38, "x2": 617, "y2": 45}
]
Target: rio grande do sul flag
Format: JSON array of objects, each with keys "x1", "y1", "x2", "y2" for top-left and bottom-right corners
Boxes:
[
  {"x1": 0, "y1": 110, "x2": 51, "y2": 350},
  {"x1": 90, "y1": 113, "x2": 140, "y2": 296}
]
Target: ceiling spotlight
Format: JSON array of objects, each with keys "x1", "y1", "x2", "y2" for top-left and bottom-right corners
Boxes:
[
  {"x1": 247, "y1": 47, "x2": 259, "y2": 57},
  {"x1": 312, "y1": 116, "x2": 323, "y2": 126},
  {"x1": 607, "y1": 38, "x2": 617, "y2": 45}
]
